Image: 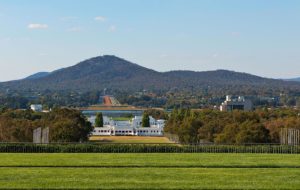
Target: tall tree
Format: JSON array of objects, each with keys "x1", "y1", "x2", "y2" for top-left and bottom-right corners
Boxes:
[
  {"x1": 48, "y1": 108, "x2": 93, "y2": 142},
  {"x1": 142, "y1": 113, "x2": 150, "y2": 127},
  {"x1": 95, "y1": 112, "x2": 103, "y2": 127}
]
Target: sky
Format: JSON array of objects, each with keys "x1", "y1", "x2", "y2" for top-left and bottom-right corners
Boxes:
[{"x1": 0, "y1": 0, "x2": 300, "y2": 81}]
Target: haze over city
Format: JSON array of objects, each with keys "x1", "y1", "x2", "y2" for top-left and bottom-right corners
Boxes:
[{"x1": 0, "y1": 0, "x2": 300, "y2": 81}]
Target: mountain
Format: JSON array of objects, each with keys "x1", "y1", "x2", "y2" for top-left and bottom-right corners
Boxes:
[
  {"x1": 285, "y1": 78, "x2": 300, "y2": 82},
  {"x1": 1, "y1": 55, "x2": 300, "y2": 94},
  {"x1": 25, "y1": 72, "x2": 50, "y2": 80}
]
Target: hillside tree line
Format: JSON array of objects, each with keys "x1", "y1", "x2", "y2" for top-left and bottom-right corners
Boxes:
[
  {"x1": 164, "y1": 108, "x2": 300, "y2": 144},
  {"x1": 0, "y1": 108, "x2": 92, "y2": 142}
]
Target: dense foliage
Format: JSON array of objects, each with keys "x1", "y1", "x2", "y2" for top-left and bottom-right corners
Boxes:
[
  {"x1": 144, "y1": 109, "x2": 169, "y2": 120},
  {"x1": 0, "y1": 143, "x2": 299, "y2": 153},
  {"x1": 165, "y1": 108, "x2": 300, "y2": 144},
  {"x1": 0, "y1": 108, "x2": 92, "y2": 142},
  {"x1": 95, "y1": 112, "x2": 103, "y2": 127},
  {"x1": 142, "y1": 113, "x2": 150, "y2": 127}
]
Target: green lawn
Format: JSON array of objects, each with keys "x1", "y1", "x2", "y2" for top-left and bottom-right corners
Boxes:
[
  {"x1": 111, "y1": 117, "x2": 132, "y2": 121},
  {"x1": 0, "y1": 153, "x2": 299, "y2": 189},
  {"x1": 0, "y1": 153, "x2": 300, "y2": 168}
]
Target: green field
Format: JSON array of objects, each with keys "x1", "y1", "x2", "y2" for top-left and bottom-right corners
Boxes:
[
  {"x1": 0, "y1": 153, "x2": 299, "y2": 189},
  {"x1": 111, "y1": 117, "x2": 132, "y2": 121}
]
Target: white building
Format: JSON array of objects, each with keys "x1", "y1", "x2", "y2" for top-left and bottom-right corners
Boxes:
[
  {"x1": 89, "y1": 116, "x2": 165, "y2": 136},
  {"x1": 30, "y1": 104, "x2": 43, "y2": 112},
  {"x1": 220, "y1": 95, "x2": 253, "y2": 112}
]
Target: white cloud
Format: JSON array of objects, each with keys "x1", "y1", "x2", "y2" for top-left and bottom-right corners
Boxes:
[
  {"x1": 61, "y1": 16, "x2": 78, "y2": 22},
  {"x1": 94, "y1": 16, "x2": 106, "y2": 22},
  {"x1": 1, "y1": 37, "x2": 30, "y2": 42},
  {"x1": 108, "y1": 25, "x2": 116, "y2": 32},
  {"x1": 28, "y1": 24, "x2": 48, "y2": 29},
  {"x1": 2, "y1": 37, "x2": 11, "y2": 41},
  {"x1": 67, "y1": 27, "x2": 82, "y2": 32},
  {"x1": 160, "y1": 54, "x2": 169, "y2": 58}
]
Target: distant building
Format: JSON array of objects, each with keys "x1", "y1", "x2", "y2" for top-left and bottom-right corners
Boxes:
[
  {"x1": 88, "y1": 116, "x2": 165, "y2": 136},
  {"x1": 220, "y1": 95, "x2": 253, "y2": 112},
  {"x1": 30, "y1": 104, "x2": 43, "y2": 112}
]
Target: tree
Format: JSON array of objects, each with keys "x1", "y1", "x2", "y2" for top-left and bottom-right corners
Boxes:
[
  {"x1": 95, "y1": 112, "x2": 103, "y2": 127},
  {"x1": 215, "y1": 123, "x2": 239, "y2": 144},
  {"x1": 142, "y1": 113, "x2": 150, "y2": 127},
  {"x1": 144, "y1": 109, "x2": 168, "y2": 120},
  {"x1": 235, "y1": 121, "x2": 270, "y2": 144},
  {"x1": 48, "y1": 108, "x2": 93, "y2": 142},
  {"x1": 178, "y1": 117, "x2": 203, "y2": 144}
]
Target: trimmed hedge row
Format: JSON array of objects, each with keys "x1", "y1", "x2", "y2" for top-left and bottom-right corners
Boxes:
[{"x1": 0, "y1": 143, "x2": 299, "y2": 154}]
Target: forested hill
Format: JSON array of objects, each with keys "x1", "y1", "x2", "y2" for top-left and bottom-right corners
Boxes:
[
  {"x1": 286, "y1": 77, "x2": 300, "y2": 82},
  {"x1": 1, "y1": 55, "x2": 300, "y2": 94},
  {"x1": 25, "y1": 72, "x2": 50, "y2": 80}
]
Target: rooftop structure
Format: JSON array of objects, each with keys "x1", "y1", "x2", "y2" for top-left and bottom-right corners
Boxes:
[{"x1": 220, "y1": 95, "x2": 253, "y2": 112}]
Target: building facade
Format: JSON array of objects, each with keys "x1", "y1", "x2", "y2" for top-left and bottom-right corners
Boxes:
[
  {"x1": 220, "y1": 95, "x2": 253, "y2": 112},
  {"x1": 30, "y1": 104, "x2": 43, "y2": 112},
  {"x1": 89, "y1": 116, "x2": 165, "y2": 136}
]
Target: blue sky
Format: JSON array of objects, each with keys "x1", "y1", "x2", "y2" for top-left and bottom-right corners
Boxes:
[{"x1": 0, "y1": 0, "x2": 300, "y2": 81}]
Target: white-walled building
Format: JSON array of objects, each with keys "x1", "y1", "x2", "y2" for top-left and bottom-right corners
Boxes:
[
  {"x1": 220, "y1": 95, "x2": 253, "y2": 112},
  {"x1": 89, "y1": 116, "x2": 165, "y2": 136},
  {"x1": 30, "y1": 104, "x2": 43, "y2": 112}
]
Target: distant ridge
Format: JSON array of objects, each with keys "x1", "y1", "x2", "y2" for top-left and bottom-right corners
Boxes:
[
  {"x1": 1, "y1": 55, "x2": 300, "y2": 94},
  {"x1": 25, "y1": 72, "x2": 50, "y2": 80},
  {"x1": 285, "y1": 77, "x2": 300, "y2": 82}
]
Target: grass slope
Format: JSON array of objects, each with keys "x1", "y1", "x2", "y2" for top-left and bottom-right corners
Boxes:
[
  {"x1": 0, "y1": 153, "x2": 299, "y2": 189},
  {"x1": 1, "y1": 168, "x2": 299, "y2": 189},
  {"x1": 111, "y1": 117, "x2": 132, "y2": 121}
]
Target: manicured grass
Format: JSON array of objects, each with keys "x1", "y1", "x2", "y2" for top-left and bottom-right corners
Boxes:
[
  {"x1": 111, "y1": 117, "x2": 132, "y2": 121},
  {"x1": 0, "y1": 168, "x2": 299, "y2": 189},
  {"x1": 0, "y1": 153, "x2": 299, "y2": 189},
  {"x1": 89, "y1": 136, "x2": 172, "y2": 143},
  {"x1": 0, "y1": 153, "x2": 299, "y2": 168}
]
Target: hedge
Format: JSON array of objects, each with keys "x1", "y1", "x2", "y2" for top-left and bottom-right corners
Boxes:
[{"x1": 0, "y1": 143, "x2": 299, "y2": 154}]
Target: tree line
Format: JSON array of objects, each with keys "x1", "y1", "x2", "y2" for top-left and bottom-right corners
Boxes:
[
  {"x1": 164, "y1": 108, "x2": 300, "y2": 144},
  {"x1": 0, "y1": 108, "x2": 92, "y2": 142}
]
